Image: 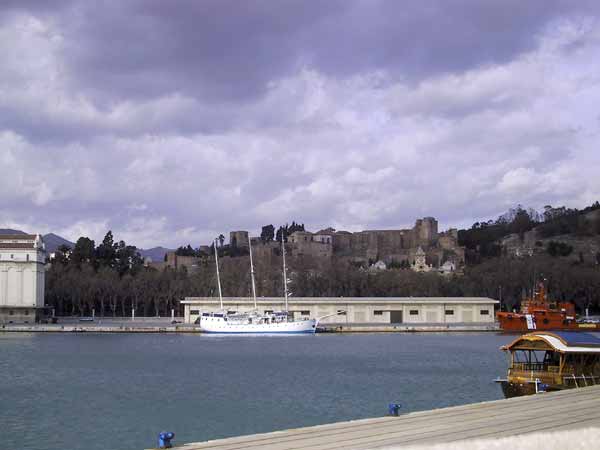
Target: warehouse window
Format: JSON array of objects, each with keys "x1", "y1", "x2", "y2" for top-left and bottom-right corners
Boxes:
[
  {"x1": 300, "y1": 310, "x2": 310, "y2": 315},
  {"x1": 409, "y1": 310, "x2": 419, "y2": 315},
  {"x1": 445, "y1": 310, "x2": 454, "y2": 315},
  {"x1": 24, "y1": 310, "x2": 30, "y2": 316},
  {"x1": 190, "y1": 310, "x2": 200, "y2": 315},
  {"x1": 374, "y1": 310, "x2": 383, "y2": 315},
  {"x1": 480, "y1": 310, "x2": 490, "y2": 315}
]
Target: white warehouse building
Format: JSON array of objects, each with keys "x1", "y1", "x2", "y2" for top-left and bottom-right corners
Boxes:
[
  {"x1": 0, "y1": 234, "x2": 47, "y2": 323},
  {"x1": 181, "y1": 297, "x2": 498, "y2": 326}
]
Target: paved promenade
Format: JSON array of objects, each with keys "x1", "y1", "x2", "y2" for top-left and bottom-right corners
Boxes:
[{"x1": 166, "y1": 386, "x2": 600, "y2": 450}]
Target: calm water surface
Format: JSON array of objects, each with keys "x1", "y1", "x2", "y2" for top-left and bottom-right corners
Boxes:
[{"x1": 0, "y1": 332, "x2": 512, "y2": 450}]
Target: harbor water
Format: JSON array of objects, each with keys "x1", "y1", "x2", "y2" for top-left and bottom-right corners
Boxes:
[{"x1": 0, "y1": 332, "x2": 512, "y2": 450}]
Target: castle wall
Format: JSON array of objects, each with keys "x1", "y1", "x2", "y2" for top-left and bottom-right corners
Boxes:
[
  {"x1": 230, "y1": 231, "x2": 249, "y2": 248},
  {"x1": 215, "y1": 217, "x2": 464, "y2": 273}
]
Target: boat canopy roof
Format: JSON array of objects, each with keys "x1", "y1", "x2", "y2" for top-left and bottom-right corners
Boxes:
[{"x1": 502, "y1": 332, "x2": 600, "y2": 354}]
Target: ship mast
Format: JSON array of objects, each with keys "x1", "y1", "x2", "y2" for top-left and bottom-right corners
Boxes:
[
  {"x1": 214, "y1": 238, "x2": 223, "y2": 310},
  {"x1": 281, "y1": 232, "x2": 289, "y2": 311},
  {"x1": 248, "y1": 236, "x2": 258, "y2": 310}
]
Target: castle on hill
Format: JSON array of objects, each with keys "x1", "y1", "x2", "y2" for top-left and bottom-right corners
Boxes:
[
  {"x1": 155, "y1": 217, "x2": 464, "y2": 275},
  {"x1": 282, "y1": 217, "x2": 464, "y2": 272}
]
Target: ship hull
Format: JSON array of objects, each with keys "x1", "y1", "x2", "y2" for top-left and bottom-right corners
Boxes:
[
  {"x1": 497, "y1": 312, "x2": 599, "y2": 332},
  {"x1": 498, "y1": 380, "x2": 564, "y2": 398},
  {"x1": 496, "y1": 283, "x2": 600, "y2": 332},
  {"x1": 200, "y1": 317, "x2": 318, "y2": 334}
]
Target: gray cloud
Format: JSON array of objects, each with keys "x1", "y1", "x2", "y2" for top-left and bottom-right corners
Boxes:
[{"x1": 1, "y1": 1, "x2": 600, "y2": 247}]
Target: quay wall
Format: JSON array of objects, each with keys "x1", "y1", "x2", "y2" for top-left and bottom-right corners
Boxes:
[{"x1": 0, "y1": 323, "x2": 498, "y2": 333}]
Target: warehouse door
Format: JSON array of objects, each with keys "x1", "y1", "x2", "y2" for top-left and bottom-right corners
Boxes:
[{"x1": 390, "y1": 311, "x2": 403, "y2": 324}]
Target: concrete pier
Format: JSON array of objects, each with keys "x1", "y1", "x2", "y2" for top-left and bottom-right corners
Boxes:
[
  {"x1": 0, "y1": 324, "x2": 201, "y2": 333},
  {"x1": 166, "y1": 385, "x2": 600, "y2": 450},
  {"x1": 1, "y1": 322, "x2": 498, "y2": 333}
]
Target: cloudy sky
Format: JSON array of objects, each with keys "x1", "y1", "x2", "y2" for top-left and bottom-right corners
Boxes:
[{"x1": 1, "y1": 1, "x2": 600, "y2": 248}]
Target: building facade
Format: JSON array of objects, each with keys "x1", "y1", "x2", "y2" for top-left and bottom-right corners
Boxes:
[
  {"x1": 181, "y1": 296, "x2": 498, "y2": 325},
  {"x1": 0, "y1": 234, "x2": 47, "y2": 323}
]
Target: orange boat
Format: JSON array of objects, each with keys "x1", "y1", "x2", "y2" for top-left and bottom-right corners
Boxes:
[{"x1": 497, "y1": 283, "x2": 600, "y2": 332}]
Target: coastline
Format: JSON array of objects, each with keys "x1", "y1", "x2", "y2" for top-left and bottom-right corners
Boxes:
[{"x1": 0, "y1": 322, "x2": 500, "y2": 333}]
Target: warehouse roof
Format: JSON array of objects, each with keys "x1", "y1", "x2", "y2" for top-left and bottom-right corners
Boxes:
[{"x1": 182, "y1": 297, "x2": 498, "y2": 304}]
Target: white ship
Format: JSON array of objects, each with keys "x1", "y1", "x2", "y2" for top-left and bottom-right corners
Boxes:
[
  {"x1": 199, "y1": 234, "x2": 319, "y2": 334},
  {"x1": 199, "y1": 311, "x2": 318, "y2": 334}
]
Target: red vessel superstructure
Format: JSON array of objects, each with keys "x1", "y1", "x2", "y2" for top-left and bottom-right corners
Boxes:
[{"x1": 497, "y1": 283, "x2": 599, "y2": 332}]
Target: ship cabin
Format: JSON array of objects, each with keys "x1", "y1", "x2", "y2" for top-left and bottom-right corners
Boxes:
[{"x1": 499, "y1": 332, "x2": 600, "y2": 397}]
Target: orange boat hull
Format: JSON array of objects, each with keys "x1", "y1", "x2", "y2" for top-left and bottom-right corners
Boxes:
[
  {"x1": 497, "y1": 311, "x2": 599, "y2": 332},
  {"x1": 497, "y1": 282, "x2": 599, "y2": 332}
]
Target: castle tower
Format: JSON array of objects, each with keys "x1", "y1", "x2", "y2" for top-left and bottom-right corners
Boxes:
[
  {"x1": 415, "y1": 217, "x2": 438, "y2": 245},
  {"x1": 229, "y1": 231, "x2": 249, "y2": 248}
]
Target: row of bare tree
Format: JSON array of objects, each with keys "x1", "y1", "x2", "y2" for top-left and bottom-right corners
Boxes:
[{"x1": 46, "y1": 248, "x2": 600, "y2": 317}]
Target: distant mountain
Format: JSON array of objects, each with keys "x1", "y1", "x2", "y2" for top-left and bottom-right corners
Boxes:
[
  {"x1": 0, "y1": 229, "x2": 27, "y2": 235},
  {"x1": 0, "y1": 229, "x2": 74, "y2": 254},
  {"x1": 138, "y1": 247, "x2": 173, "y2": 262},
  {"x1": 1, "y1": 228, "x2": 173, "y2": 260},
  {"x1": 43, "y1": 233, "x2": 75, "y2": 254}
]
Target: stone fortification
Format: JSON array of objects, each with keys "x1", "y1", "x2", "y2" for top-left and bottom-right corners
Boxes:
[
  {"x1": 288, "y1": 231, "x2": 332, "y2": 259},
  {"x1": 229, "y1": 231, "x2": 249, "y2": 248},
  {"x1": 285, "y1": 217, "x2": 465, "y2": 270},
  {"x1": 171, "y1": 217, "x2": 466, "y2": 274}
]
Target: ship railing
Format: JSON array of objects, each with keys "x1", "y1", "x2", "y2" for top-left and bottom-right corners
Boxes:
[
  {"x1": 511, "y1": 363, "x2": 559, "y2": 373},
  {"x1": 562, "y1": 374, "x2": 600, "y2": 388}
]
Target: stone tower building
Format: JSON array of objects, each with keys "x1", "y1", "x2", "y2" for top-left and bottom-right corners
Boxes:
[
  {"x1": 0, "y1": 234, "x2": 47, "y2": 323},
  {"x1": 414, "y1": 217, "x2": 438, "y2": 245},
  {"x1": 229, "y1": 231, "x2": 249, "y2": 248}
]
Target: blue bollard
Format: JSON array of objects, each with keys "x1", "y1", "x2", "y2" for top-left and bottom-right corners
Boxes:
[
  {"x1": 158, "y1": 431, "x2": 175, "y2": 449},
  {"x1": 388, "y1": 403, "x2": 401, "y2": 416}
]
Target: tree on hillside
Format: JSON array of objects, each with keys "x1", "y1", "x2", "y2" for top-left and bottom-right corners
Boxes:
[
  {"x1": 276, "y1": 222, "x2": 305, "y2": 242},
  {"x1": 71, "y1": 237, "x2": 96, "y2": 265},
  {"x1": 288, "y1": 221, "x2": 305, "y2": 234},
  {"x1": 175, "y1": 244, "x2": 196, "y2": 256},
  {"x1": 115, "y1": 240, "x2": 143, "y2": 276},
  {"x1": 53, "y1": 244, "x2": 72, "y2": 265},
  {"x1": 261, "y1": 224, "x2": 275, "y2": 242},
  {"x1": 276, "y1": 226, "x2": 287, "y2": 242},
  {"x1": 510, "y1": 207, "x2": 537, "y2": 239},
  {"x1": 547, "y1": 241, "x2": 573, "y2": 257},
  {"x1": 96, "y1": 231, "x2": 116, "y2": 267}
]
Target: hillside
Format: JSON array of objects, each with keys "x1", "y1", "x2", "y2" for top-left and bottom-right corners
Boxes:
[
  {"x1": 0, "y1": 229, "x2": 27, "y2": 235},
  {"x1": 0, "y1": 229, "x2": 75, "y2": 254},
  {"x1": 459, "y1": 203, "x2": 600, "y2": 264},
  {"x1": 43, "y1": 233, "x2": 75, "y2": 254},
  {"x1": 138, "y1": 247, "x2": 173, "y2": 262}
]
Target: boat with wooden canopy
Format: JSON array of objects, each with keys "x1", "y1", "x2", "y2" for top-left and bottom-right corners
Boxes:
[{"x1": 496, "y1": 331, "x2": 600, "y2": 398}]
